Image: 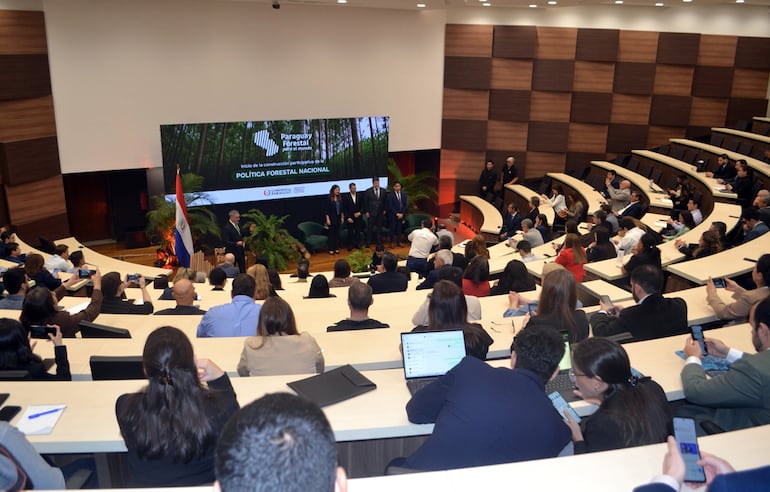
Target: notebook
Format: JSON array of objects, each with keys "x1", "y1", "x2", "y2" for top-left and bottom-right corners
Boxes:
[
  {"x1": 544, "y1": 332, "x2": 579, "y2": 402},
  {"x1": 287, "y1": 365, "x2": 376, "y2": 408},
  {"x1": 401, "y1": 330, "x2": 466, "y2": 396}
]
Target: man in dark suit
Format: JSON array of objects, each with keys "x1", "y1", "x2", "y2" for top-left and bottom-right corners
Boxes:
[
  {"x1": 590, "y1": 265, "x2": 687, "y2": 342},
  {"x1": 222, "y1": 209, "x2": 246, "y2": 273},
  {"x1": 342, "y1": 182, "x2": 364, "y2": 250},
  {"x1": 618, "y1": 190, "x2": 645, "y2": 219},
  {"x1": 388, "y1": 181, "x2": 407, "y2": 247},
  {"x1": 499, "y1": 203, "x2": 522, "y2": 240},
  {"x1": 634, "y1": 435, "x2": 770, "y2": 492},
  {"x1": 367, "y1": 252, "x2": 407, "y2": 294},
  {"x1": 364, "y1": 177, "x2": 388, "y2": 247},
  {"x1": 706, "y1": 153, "x2": 736, "y2": 182}
]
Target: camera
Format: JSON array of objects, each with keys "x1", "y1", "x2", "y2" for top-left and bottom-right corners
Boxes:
[{"x1": 272, "y1": 1, "x2": 280, "y2": 9}]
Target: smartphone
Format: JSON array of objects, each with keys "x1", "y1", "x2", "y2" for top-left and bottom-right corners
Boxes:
[
  {"x1": 673, "y1": 417, "x2": 706, "y2": 483},
  {"x1": 549, "y1": 391, "x2": 581, "y2": 423},
  {"x1": 29, "y1": 325, "x2": 57, "y2": 339},
  {"x1": 0, "y1": 406, "x2": 21, "y2": 422},
  {"x1": 78, "y1": 268, "x2": 95, "y2": 279},
  {"x1": 712, "y1": 278, "x2": 726, "y2": 288},
  {"x1": 690, "y1": 325, "x2": 707, "y2": 355},
  {"x1": 52, "y1": 268, "x2": 59, "y2": 277},
  {"x1": 599, "y1": 295, "x2": 613, "y2": 308}
]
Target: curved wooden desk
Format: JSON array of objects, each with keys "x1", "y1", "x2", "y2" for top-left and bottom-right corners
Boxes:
[
  {"x1": 458, "y1": 195, "x2": 503, "y2": 241},
  {"x1": 503, "y1": 183, "x2": 555, "y2": 225},
  {"x1": 590, "y1": 160, "x2": 672, "y2": 211},
  {"x1": 669, "y1": 138, "x2": 770, "y2": 187},
  {"x1": 546, "y1": 172, "x2": 606, "y2": 217}
]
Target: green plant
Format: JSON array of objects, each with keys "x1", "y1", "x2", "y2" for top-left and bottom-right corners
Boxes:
[
  {"x1": 345, "y1": 248, "x2": 372, "y2": 273},
  {"x1": 387, "y1": 158, "x2": 438, "y2": 214},
  {"x1": 241, "y1": 209, "x2": 301, "y2": 271},
  {"x1": 145, "y1": 173, "x2": 221, "y2": 251}
]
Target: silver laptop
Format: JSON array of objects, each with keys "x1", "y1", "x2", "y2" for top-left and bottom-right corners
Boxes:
[
  {"x1": 401, "y1": 330, "x2": 466, "y2": 396},
  {"x1": 544, "y1": 332, "x2": 579, "y2": 402}
]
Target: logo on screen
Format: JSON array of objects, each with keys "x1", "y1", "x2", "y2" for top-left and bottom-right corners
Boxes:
[{"x1": 254, "y1": 130, "x2": 279, "y2": 157}]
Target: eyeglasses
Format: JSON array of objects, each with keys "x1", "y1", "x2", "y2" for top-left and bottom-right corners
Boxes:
[{"x1": 568, "y1": 368, "x2": 586, "y2": 383}]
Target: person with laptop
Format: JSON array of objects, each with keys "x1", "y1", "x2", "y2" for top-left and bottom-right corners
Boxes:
[
  {"x1": 393, "y1": 324, "x2": 571, "y2": 472},
  {"x1": 563, "y1": 337, "x2": 671, "y2": 453}
]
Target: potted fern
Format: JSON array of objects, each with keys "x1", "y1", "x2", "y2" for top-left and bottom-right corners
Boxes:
[{"x1": 241, "y1": 209, "x2": 301, "y2": 271}]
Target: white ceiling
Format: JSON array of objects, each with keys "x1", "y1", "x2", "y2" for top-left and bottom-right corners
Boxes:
[{"x1": 233, "y1": 0, "x2": 770, "y2": 10}]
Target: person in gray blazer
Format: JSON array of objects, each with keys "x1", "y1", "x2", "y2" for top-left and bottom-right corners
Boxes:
[{"x1": 678, "y1": 297, "x2": 770, "y2": 434}]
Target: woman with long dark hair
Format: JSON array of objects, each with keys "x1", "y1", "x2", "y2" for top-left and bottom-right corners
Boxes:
[
  {"x1": 676, "y1": 230, "x2": 722, "y2": 260},
  {"x1": 238, "y1": 296, "x2": 324, "y2": 376},
  {"x1": 462, "y1": 255, "x2": 490, "y2": 297},
  {"x1": 565, "y1": 337, "x2": 671, "y2": 453},
  {"x1": 325, "y1": 184, "x2": 343, "y2": 255},
  {"x1": 535, "y1": 213, "x2": 552, "y2": 242},
  {"x1": 0, "y1": 318, "x2": 70, "y2": 380},
  {"x1": 489, "y1": 259, "x2": 535, "y2": 296},
  {"x1": 622, "y1": 232, "x2": 662, "y2": 275},
  {"x1": 24, "y1": 253, "x2": 61, "y2": 290},
  {"x1": 554, "y1": 233, "x2": 587, "y2": 282},
  {"x1": 116, "y1": 326, "x2": 239, "y2": 487},
  {"x1": 586, "y1": 228, "x2": 616, "y2": 262},
  {"x1": 664, "y1": 210, "x2": 696, "y2": 241}
]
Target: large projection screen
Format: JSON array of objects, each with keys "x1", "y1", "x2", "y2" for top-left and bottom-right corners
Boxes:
[{"x1": 162, "y1": 116, "x2": 389, "y2": 205}]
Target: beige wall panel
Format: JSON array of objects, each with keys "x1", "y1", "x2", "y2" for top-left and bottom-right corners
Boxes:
[
  {"x1": 568, "y1": 123, "x2": 609, "y2": 153},
  {"x1": 442, "y1": 89, "x2": 490, "y2": 120},
  {"x1": 618, "y1": 30, "x2": 659, "y2": 63},
  {"x1": 698, "y1": 35, "x2": 737, "y2": 67},
  {"x1": 690, "y1": 97, "x2": 728, "y2": 126},
  {"x1": 490, "y1": 58, "x2": 533, "y2": 90},
  {"x1": 573, "y1": 61, "x2": 615, "y2": 92},
  {"x1": 654, "y1": 65, "x2": 694, "y2": 96},
  {"x1": 535, "y1": 27, "x2": 577, "y2": 60},
  {"x1": 530, "y1": 92, "x2": 572, "y2": 122},
  {"x1": 611, "y1": 94, "x2": 652, "y2": 125},
  {"x1": 0, "y1": 10, "x2": 47, "y2": 55},
  {"x1": 445, "y1": 24, "x2": 493, "y2": 57},
  {"x1": 5, "y1": 175, "x2": 65, "y2": 224},
  {"x1": 0, "y1": 96, "x2": 56, "y2": 141},
  {"x1": 487, "y1": 121, "x2": 528, "y2": 150}
]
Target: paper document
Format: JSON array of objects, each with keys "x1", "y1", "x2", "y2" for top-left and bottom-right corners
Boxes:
[
  {"x1": 66, "y1": 302, "x2": 90, "y2": 314},
  {"x1": 16, "y1": 404, "x2": 66, "y2": 435}
]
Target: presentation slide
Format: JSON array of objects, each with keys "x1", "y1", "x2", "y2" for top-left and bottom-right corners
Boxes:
[{"x1": 161, "y1": 116, "x2": 389, "y2": 205}]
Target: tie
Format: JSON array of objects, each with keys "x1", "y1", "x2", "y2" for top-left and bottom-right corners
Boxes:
[
  {"x1": 375, "y1": 189, "x2": 379, "y2": 199},
  {"x1": 397, "y1": 192, "x2": 400, "y2": 203}
]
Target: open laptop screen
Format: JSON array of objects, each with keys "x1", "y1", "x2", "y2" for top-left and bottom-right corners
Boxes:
[{"x1": 401, "y1": 330, "x2": 466, "y2": 380}]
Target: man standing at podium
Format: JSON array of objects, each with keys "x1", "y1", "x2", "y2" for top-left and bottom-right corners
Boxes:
[{"x1": 223, "y1": 210, "x2": 246, "y2": 273}]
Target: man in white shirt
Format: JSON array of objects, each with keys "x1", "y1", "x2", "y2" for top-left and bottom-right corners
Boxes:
[
  {"x1": 516, "y1": 240, "x2": 541, "y2": 263},
  {"x1": 687, "y1": 197, "x2": 703, "y2": 225},
  {"x1": 407, "y1": 220, "x2": 439, "y2": 276},
  {"x1": 614, "y1": 218, "x2": 645, "y2": 255},
  {"x1": 44, "y1": 244, "x2": 75, "y2": 273}
]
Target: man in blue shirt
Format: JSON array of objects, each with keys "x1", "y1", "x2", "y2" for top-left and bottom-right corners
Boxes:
[{"x1": 197, "y1": 274, "x2": 261, "y2": 337}]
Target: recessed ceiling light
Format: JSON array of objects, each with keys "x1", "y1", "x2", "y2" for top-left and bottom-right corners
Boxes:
[
  {"x1": 417, "y1": 3, "x2": 426, "y2": 6},
  {"x1": 655, "y1": 2, "x2": 664, "y2": 5},
  {"x1": 735, "y1": 0, "x2": 744, "y2": 3},
  {"x1": 529, "y1": 4, "x2": 537, "y2": 7},
  {"x1": 548, "y1": 1, "x2": 557, "y2": 4},
  {"x1": 615, "y1": 0, "x2": 623, "y2": 4},
  {"x1": 682, "y1": 0, "x2": 692, "y2": 3},
  {"x1": 337, "y1": 0, "x2": 347, "y2": 3},
  {"x1": 482, "y1": 2, "x2": 491, "y2": 5}
]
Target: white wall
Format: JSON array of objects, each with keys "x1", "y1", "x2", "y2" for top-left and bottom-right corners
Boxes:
[{"x1": 33, "y1": 1, "x2": 770, "y2": 174}]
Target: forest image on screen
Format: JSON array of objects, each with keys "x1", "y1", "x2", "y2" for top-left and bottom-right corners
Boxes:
[{"x1": 161, "y1": 116, "x2": 389, "y2": 204}]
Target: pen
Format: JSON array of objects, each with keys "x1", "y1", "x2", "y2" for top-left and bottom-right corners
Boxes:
[{"x1": 28, "y1": 408, "x2": 63, "y2": 419}]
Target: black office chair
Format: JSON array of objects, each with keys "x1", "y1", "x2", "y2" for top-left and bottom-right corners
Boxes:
[
  {"x1": 79, "y1": 320, "x2": 131, "y2": 338},
  {"x1": 89, "y1": 356, "x2": 144, "y2": 380},
  {"x1": 0, "y1": 370, "x2": 30, "y2": 380},
  {"x1": 710, "y1": 134, "x2": 724, "y2": 147}
]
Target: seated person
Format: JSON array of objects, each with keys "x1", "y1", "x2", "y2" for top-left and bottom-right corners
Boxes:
[
  {"x1": 197, "y1": 274, "x2": 261, "y2": 337},
  {"x1": 515, "y1": 240, "x2": 541, "y2": 264},
  {"x1": 267, "y1": 268, "x2": 283, "y2": 292},
  {"x1": 25, "y1": 253, "x2": 61, "y2": 290},
  {"x1": 291, "y1": 257, "x2": 311, "y2": 281},
  {"x1": 590, "y1": 265, "x2": 687, "y2": 342},
  {"x1": 100, "y1": 272, "x2": 154, "y2": 314},
  {"x1": 154, "y1": 279, "x2": 207, "y2": 315},
  {"x1": 327, "y1": 282, "x2": 389, "y2": 332},
  {"x1": 0, "y1": 267, "x2": 28, "y2": 309},
  {"x1": 208, "y1": 267, "x2": 227, "y2": 291},
  {"x1": 238, "y1": 297, "x2": 323, "y2": 376},
  {"x1": 461, "y1": 255, "x2": 490, "y2": 297},
  {"x1": 489, "y1": 259, "x2": 535, "y2": 296},
  {"x1": 565, "y1": 337, "x2": 670, "y2": 453},
  {"x1": 0, "y1": 421, "x2": 66, "y2": 489},
  {"x1": 675, "y1": 230, "x2": 722, "y2": 260},
  {"x1": 705, "y1": 254, "x2": 770, "y2": 323},
  {"x1": 218, "y1": 253, "x2": 240, "y2": 278},
  {"x1": 514, "y1": 218, "x2": 544, "y2": 248},
  {"x1": 622, "y1": 233, "x2": 662, "y2": 276},
  {"x1": 416, "y1": 250, "x2": 460, "y2": 291},
  {"x1": 215, "y1": 393, "x2": 348, "y2": 492},
  {"x1": 304, "y1": 274, "x2": 336, "y2": 299},
  {"x1": 0, "y1": 319, "x2": 71, "y2": 380},
  {"x1": 367, "y1": 252, "x2": 407, "y2": 294},
  {"x1": 677, "y1": 298, "x2": 770, "y2": 434},
  {"x1": 411, "y1": 266, "x2": 482, "y2": 326},
  {"x1": 158, "y1": 268, "x2": 198, "y2": 300},
  {"x1": 2, "y1": 242, "x2": 25, "y2": 264},
  {"x1": 328, "y1": 259, "x2": 359, "y2": 288},
  {"x1": 246, "y1": 264, "x2": 272, "y2": 300},
  {"x1": 742, "y1": 207, "x2": 770, "y2": 243},
  {"x1": 586, "y1": 228, "x2": 616, "y2": 263},
  {"x1": 43, "y1": 244, "x2": 75, "y2": 274},
  {"x1": 395, "y1": 324, "x2": 570, "y2": 471},
  {"x1": 68, "y1": 250, "x2": 86, "y2": 271}
]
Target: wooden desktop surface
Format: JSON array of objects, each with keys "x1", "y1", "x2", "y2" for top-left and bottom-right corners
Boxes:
[
  {"x1": 633, "y1": 150, "x2": 737, "y2": 202},
  {"x1": 591, "y1": 160, "x2": 673, "y2": 210}
]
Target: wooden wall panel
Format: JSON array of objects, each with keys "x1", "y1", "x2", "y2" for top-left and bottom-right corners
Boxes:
[
  {"x1": 576, "y1": 28, "x2": 619, "y2": 62},
  {"x1": 618, "y1": 30, "x2": 659, "y2": 63},
  {"x1": 0, "y1": 96, "x2": 56, "y2": 141},
  {"x1": 438, "y1": 150, "x2": 486, "y2": 180},
  {"x1": 535, "y1": 27, "x2": 577, "y2": 60},
  {"x1": 573, "y1": 61, "x2": 615, "y2": 92},
  {"x1": 0, "y1": 10, "x2": 47, "y2": 55},
  {"x1": 647, "y1": 126, "x2": 686, "y2": 148},
  {"x1": 492, "y1": 25, "x2": 536, "y2": 59},
  {"x1": 16, "y1": 213, "x2": 69, "y2": 244},
  {"x1": 525, "y1": 152, "x2": 566, "y2": 177},
  {"x1": 488, "y1": 90, "x2": 530, "y2": 122},
  {"x1": 732, "y1": 69, "x2": 770, "y2": 99},
  {"x1": 568, "y1": 123, "x2": 609, "y2": 153},
  {"x1": 0, "y1": 188, "x2": 8, "y2": 225},
  {"x1": 0, "y1": 55, "x2": 51, "y2": 101},
  {"x1": 571, "y1": 93, "x2": 612, "y2": 124},
  {"x1": 486, "y1": 121, "x2": 528, "y2": 150},
  {"x1": 443, "y1": 89, "x2": 489, "y2": 120},
  {"x1": 445, "y1": 25, "x2": 493, "y2": 57},
  {"x1": 610, "y1": 94, "x2": 652, "y2": 125},
  {"x1": 606, "y1": 124, "x2": 648, "y2": 153},
  {"x1": 653, "y1": 65, "x2": 694, "y2": 96},
  {"x1": 527, "y1": 122, "x2": 569, "y2": 152},
  {"x1": 441, "y1": 119, "x2": 488, "y2": 151},
  {"x1": 487, "y1": 151, "x2": 526, "y2": 173},
  {"x1": 530, "y1": 92, "x2": 571, "y2": 122},
  {"x1": 0, "y1": 136, "x2": 60, "y2": 186},
  {"x1": 650, "y1": 95, "x2": 691, "y2": 127},
  {"x1": 490, "y1": 59, "x2": 533, "y2": 90},
  {"x1": 657, "y1": 33, "x2": 700, "y2": 65},
  {"x1": 444, "y1": 57, "x2": 492, "y2": 90},
  {"x1": 532, "y1": 60, "x2": 574, "y2": 92},
  {"x1": 613, "y1": 63, "x2": 655, "y2": 95},
  {"x1": 692, "y1": 66, "x2": 734, "y2": 98},
  {"x1": 5, "y1": 175, "x2": 65, "y2": 225},
  {"x1": 726, "y1": 99, "x2": 769, "y2": 127},
  {"x1": 735, "y1": 37, "x2": 770, "y2": 70},
  {"x1": 689, "y1": 97, "x2": 729, "y2": 126},
  {"x1": 698, "y1": 35, "x2": 737, "y2": 67}
]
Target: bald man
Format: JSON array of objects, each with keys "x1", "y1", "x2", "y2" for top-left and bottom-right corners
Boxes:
[
  {"x1": 219, "y1": 253, "x2": 240, "y2": 278},
  {"x1": 154, "y1": 279, "x2": 207, "y2": 315},
  {"x1": 606, "y1": 179, "x2": 631, "y2": 212}
]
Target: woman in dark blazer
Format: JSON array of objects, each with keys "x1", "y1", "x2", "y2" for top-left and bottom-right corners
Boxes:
[
  {"x1": 0, "y1": 318, "x2": 70, "y2": 380},
  {"x1": 325, "y1": 184, "x2": 343, "y2": 255}
]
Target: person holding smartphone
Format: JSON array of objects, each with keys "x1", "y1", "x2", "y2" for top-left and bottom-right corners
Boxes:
[
  {"x1": 705, "y1": 254, "x2": 770, "y2": 323},
  {"x1": 0, "y1": 319, "x2": 70, "y2": 380},
  {"x1": 563, "y1": 337, "x2": 671, "y2": 453}
]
